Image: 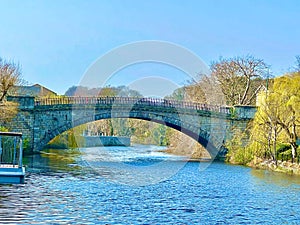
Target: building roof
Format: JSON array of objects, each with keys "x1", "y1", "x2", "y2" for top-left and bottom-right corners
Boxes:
[{"x1": 11, "y1": 84, "x2": 57, "y2": 97}]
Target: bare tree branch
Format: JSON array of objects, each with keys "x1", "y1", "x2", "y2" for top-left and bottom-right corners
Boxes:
[
  {"x1": 0, "y1": 57, "x2": 22, "y2": 124},
  {"x1": 209, "y1": 55, "x2": 268, "y2": 106}
]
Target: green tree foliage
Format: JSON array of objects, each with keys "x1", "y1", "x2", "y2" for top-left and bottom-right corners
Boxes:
[
  {"x1": 48, "y1": 125, "x2": 86, "y2": 148},
  {"x1": 0, "y1": 126, "x2": 8, "y2": 132},
  {"x1": 167, "y1": 87, "x2": 186, "y2": 101},
  {"x1": 251, "y1": 92, "x2": 284, "y2": 162},
  {"x1": 269, "y1": 73, "x2": 300, "y2": 161},
  {"x1": 128, "y1": 119, "x2": 169, "y2": 145},
  {"x1": 98, "y1": 86, "x2": 118, "y2": 97},
  {"x1": 111, "y1": 118, "x2": 133, "y2": 137},
  {"x1": 227, "y1": 72, "x2": 300, "y2": 164},
  {"x1": 225, "y1": 127, "x2": 253, "y2": 165}
]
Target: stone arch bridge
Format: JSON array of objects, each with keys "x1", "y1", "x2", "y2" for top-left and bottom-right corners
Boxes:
[{"x1": 7, "y1": 96, "x2": 256, "y2": 158}]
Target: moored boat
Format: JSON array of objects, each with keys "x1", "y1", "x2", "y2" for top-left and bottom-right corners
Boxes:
[{"x1": 0, "y1": 132, "x2": 25, "y2": 184}]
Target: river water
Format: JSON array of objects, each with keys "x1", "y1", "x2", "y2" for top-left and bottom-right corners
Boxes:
[{"x1": 0, "y1": 145, "x2": 300, "y2": 224}]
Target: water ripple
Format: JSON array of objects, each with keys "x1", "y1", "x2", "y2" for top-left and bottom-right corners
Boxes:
[{"x1": 0, "y1": 147, "x2": 300, "y2": 224}]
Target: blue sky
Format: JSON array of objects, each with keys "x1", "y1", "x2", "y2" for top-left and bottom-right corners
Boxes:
[{"x1": 0, "y1": 0, "x2": 299, "y2": 94}]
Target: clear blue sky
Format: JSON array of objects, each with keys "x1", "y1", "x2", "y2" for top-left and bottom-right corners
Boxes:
[{"x1": 0, "y1": 0, "x2": 299, "y2": 94}]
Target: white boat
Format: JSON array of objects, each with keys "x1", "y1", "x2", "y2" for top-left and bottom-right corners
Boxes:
[{"x1": 0, "y1": 132, "x2": 25, "y2": 184}]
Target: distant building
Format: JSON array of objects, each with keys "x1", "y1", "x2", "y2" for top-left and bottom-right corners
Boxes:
[
  {"x1": 255, "y1": 84, "x2": 268, "y2": 107},
  {"x1": 11, "y1": 84, "x2": 57, "y2": 97}
]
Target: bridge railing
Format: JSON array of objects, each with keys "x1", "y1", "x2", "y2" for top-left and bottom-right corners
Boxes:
[{"x1": 34, "y1": 96, "x2": 231, "y2": 114}]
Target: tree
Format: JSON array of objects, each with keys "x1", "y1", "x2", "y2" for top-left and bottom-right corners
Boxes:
[
  {"x1": 251, "y1": 94, "x2": 284, "y2": 163},
  {"x1": 270, "y1": 73, "x2": 300, "y2": 162},
  {"x1": 242, "y1": 73, "x2": 300, "y2": 163},
  {"x1": 0, "y1": 58, "x2": 22, "y2": 102},
  {"x1": 98, "y1": 86, "x2": 118, "y2": 97},
  {"x1": 65, "y1": 86, "x2": 89, "y2": 96},
  {"x1": 294, "y1": 55, "x2": 300, "y2": 72},
  {"x1": 225, "y1": 127, "x2": 254, "y2": 165},
  {"x1": 0, "y1": 58, "x2": 22, "y2": 124},
  {"x1": 210, "y1": 55, "x2": 269, "y2": 105}
]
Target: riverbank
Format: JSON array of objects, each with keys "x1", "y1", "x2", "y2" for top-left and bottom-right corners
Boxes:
[
  {"x1": 165, "y1": 146, "x2": 300, "y2": 175},
  {"x1": 162, "y1": 146, "x2": 212, "y2": 161},
  {"x1": 46, "y1": 136, "x2": 130, "y2": 149},
  {"x1": 247, "y1": 157, "x2": 300, "y2": 175}
]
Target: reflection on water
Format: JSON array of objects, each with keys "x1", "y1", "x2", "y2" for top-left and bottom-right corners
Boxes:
[
  {"x1": 251, "y1": 168, "x2": 300, "y2": 189},
  {"x1": 0, "y1": 145, "x2": 300, "y2": 224},
  {"x1": 24, "y1": 148, "x2": 83, "y2": 173}
]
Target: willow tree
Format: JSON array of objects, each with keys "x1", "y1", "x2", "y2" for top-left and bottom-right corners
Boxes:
[
  {"x1": 210, "y1": 55, "x2": 269, "y2": 106},
  {"x1": 250, "y1": 93, "x2": 284, "y2": 163},
  {"x1": 271, "y1": 73, "x2": 300, "y2": 161},
  {"x1": 0, "y1": 58, "x2": 22, "y2": 124},
  {"x1": 248, "y1": 73, "x2": 300, "y2": 163}
]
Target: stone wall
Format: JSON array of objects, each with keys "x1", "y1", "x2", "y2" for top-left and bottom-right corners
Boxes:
[
  {"x1": 6, "y1": 109, "x2": 34, "y2": 149},
  {"x1": 234, "y1": 105, "x2": 257, "y2": 119}
]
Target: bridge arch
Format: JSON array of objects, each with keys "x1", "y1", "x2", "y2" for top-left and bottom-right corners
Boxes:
[{"x1": 36, "y1": 110, "x2": 220, "y2": 158}]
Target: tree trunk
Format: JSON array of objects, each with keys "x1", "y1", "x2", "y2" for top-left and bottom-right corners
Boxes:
[
  {"x1": 240, "y1": 77, "x2": 250, "y2": 105},
  {"x1": 291, "y1": 120, "x2": 297, "y2": 162},
  {"x1": 291, "y1": 142, "x2": 297, "y2": 163},
  {"x1": 268, "y1": 129, "x2": 271, "y2": 159},
  {"x1": 273, "y1": 128, "x2": 277, "y2": 166},
  {"x1": 109, "y1": 120, "x2": 114, "y2": 136}
]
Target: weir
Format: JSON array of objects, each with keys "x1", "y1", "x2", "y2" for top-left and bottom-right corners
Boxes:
[{"x1": 80, "y1": 136, "x2": 130, "y2": 147}]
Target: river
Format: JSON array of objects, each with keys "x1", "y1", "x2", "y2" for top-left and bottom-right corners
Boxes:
[{"x1": 0, "y1": 145, "x2": 300, "y2": 224}]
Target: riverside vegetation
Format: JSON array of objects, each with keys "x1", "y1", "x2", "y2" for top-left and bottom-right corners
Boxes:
[{"x1": 226, "y1": 72, "x2": 300, "y2": 174}]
